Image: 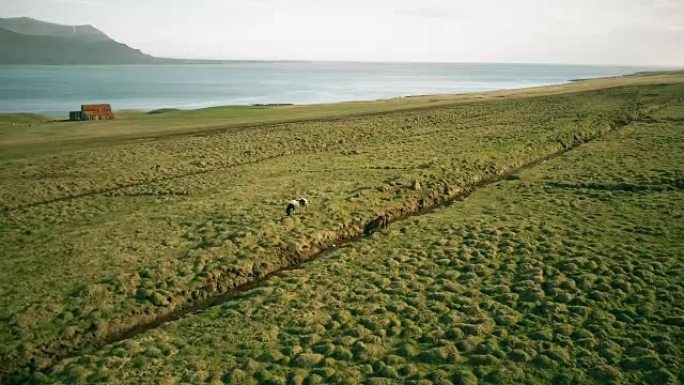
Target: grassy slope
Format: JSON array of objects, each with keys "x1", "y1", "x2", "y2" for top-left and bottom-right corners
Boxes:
[
  {"x1": 0, "y1": 74, "x2": 682, "y2": 380},
  {"x1": 39, "y1": 112, "x2": 684, "y2": 384}
]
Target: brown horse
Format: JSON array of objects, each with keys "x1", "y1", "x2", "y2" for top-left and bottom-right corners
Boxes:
[{"x1": 364, "y1": 213, "x2": 390, "y2": 236}]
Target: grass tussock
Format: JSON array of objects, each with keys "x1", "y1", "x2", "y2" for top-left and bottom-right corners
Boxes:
[{"x1": 31, "y1": 119, "x2": 684, "y2": 384}]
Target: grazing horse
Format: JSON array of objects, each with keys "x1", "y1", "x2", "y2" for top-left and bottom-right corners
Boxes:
[
  {"x1": 364, "y1": 213, "x2": 390, "y2": 236},
  {"x1": 286, "y1": 197, "x2": 309, "y2": 216}
]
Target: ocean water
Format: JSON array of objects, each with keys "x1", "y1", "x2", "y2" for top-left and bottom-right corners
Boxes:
[{"x1": 0, "y1": 62, "x2": 657, "y2": 116}]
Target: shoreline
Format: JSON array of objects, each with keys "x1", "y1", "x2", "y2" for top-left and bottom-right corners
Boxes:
[
  {"x1": 0, "y1": 75, "x2": 642, "y2": 117},
  {"x1": 0, "y1": 70, "x2": 682, "y2": 160},
  {"x1": 1, "y1": 66, "x2": 678, "y2": 118}
]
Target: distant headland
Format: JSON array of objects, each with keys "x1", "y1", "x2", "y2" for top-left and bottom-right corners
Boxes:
[{"x1": 0, "y1": 16, "x2": 249, "y2": 65}]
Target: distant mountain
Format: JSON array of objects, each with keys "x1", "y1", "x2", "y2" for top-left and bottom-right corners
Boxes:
[
  {"x1": 0, "y1": 17, "x2": 110, "y2": 43},
  {"x1": 0, "y1": 17, "x2": 174, "y2": 64}
]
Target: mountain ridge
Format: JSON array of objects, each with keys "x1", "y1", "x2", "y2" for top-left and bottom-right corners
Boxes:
[
  {"x1": 0, "y1": 17, "x2": 110, "y2": 43},
  {"x1": 0, "y1": 17, "x2": 176, "y2": 64}
]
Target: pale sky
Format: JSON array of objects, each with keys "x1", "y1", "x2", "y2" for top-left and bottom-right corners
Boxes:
[{"x1": 1, "y1": 0, "x2": 683, "y2": 66}]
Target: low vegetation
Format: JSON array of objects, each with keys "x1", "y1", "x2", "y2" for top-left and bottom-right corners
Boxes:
[
  {"x1": 0, "y1": 73, "x2": 682, "y2": 382},
  {"x1": 35, "y1": 111, "x2": 684, "y2": 384}
]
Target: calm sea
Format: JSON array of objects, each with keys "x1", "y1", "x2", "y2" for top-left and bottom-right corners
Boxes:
[{"x1": 0, "y1": 62, "x2": 658, "y2": 116}]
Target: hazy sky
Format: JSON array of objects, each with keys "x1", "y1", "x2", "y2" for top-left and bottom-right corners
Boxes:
[{"x1": 2, "y1": 0, "x2": 683, "y2": 66}]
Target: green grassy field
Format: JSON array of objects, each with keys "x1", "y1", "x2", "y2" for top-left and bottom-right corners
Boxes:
[
  {"x1": 0, "y1": 73, "x2": 682, "y2": 383},
  {"x1": 33, "y1": 100, "x2": 684, "y2": 385}
]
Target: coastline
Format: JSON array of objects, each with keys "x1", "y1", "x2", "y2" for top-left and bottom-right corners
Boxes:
[
  {"x1": 0, "y1": 63, "x2": 668, "y2": 117},
  {"x1": 1, "y1": 67, "x2": 680, "y2": 120},
  {"x1": 0, "y1": 69, "x2": 682, "y2": 160}
]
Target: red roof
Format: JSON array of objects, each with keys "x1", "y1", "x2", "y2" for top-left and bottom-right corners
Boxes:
[{"x1": 81, "y1": 104, "x2": 112, "y2": 112}]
